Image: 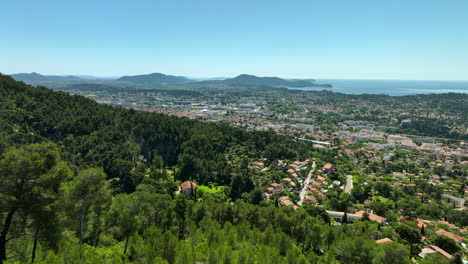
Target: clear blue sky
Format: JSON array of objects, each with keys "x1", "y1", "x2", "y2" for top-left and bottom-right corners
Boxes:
[{"x1": 1, "y1": 0, "x2": 467, "y2": 80}]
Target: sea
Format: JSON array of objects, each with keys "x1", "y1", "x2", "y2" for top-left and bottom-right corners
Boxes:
[{"x1": 288, "y1": 79, "x2": 468, "y2": 96}]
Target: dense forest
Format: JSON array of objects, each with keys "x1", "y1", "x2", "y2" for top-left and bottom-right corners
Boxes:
[{"x1": 0, "y1": 75, "x2": 463, "y2": 264}]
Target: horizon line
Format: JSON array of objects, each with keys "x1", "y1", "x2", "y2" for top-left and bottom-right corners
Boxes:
[{"x1": 3, "y1": 71, "x2": 468, "y2": 82}]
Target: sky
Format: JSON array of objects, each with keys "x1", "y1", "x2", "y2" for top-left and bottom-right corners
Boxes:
[{"x1": 1, "y1": 0, "x2": 468, "y2": 80}]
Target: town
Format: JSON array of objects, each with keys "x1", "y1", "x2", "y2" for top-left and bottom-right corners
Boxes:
[{"x1": 61, "y1": 83, "x2": 468, "y2": 261}]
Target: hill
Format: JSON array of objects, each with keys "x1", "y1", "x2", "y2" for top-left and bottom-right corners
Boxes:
[
  {"x1": 10, "y1": 72, "x2": 86, "y2": 87},
  {"x1": 0, "y1": 74, "x2": 450, "y2": 264},
  {"x1": 11, "y1": 72, "x2": 83, "y2": 82},
  {"x1": 117, "y1": 72, "x2": 192, "y2": 84},
  {"x1": 198, "y1": 74, "x2": 332, "y2": 88},
  {"x1": 0, "y1": 73, "x2": 303, "y2": 191}
]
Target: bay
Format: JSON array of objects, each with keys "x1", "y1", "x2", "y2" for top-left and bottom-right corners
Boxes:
[{"x1": 288, "y1": 79, "x2": 468, "y2": 96}]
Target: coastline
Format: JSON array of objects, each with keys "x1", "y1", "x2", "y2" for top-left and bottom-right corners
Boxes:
[{"x1": 288, "y1": 79, "x2": 468, "y2": 96}]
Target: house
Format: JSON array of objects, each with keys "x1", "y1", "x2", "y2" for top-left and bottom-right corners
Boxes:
[
  {"x1": 282, "y1": 178, "x2": 296, "y2": 188},
  {"x1": 287, "y1": 169, "x2": 299, "y2": 180},
  {"x1": 441, "y1": 194, "x2": 465, "y2": 207},
  {"x1": 419, "y1": 245, "x2": 452, "y2": 260},
  {"x1": 399, "y1": 142, "x2": 417, "y2": 151},
  {"x1": 253, "y1": 162, "x2": 265, "y2": 170},
  {"x1": 278, "y1": 196, "x2": 294, "y2": 207},
  {"x1": 303, "y1": 195, "x2": 317, "y2": 204},
  {"x1": 180, "y1": 181, "x2": 198, "y2": 198},
  {"x1": 387, "y1": 134, "x2": 416, "y2": 150},
  {"x1": 316, "y1": 175, "x2": 327, "y2": 185},
  {"x1": 308, "y1": 140, "x2": 331, "y2": 147},
  {"x1": 376, "y1": 238, "x2": 393, "y2": 244},
  {"x1": 270, "y1": 183, "x2": 284, "y2": 193},
  {"x1": 322, "y1": 163, "x2": 334, "y2": 174},
  {"x1": 415, "y1": 219, "x2": 426, "y2": 228},
  {"x1": 265, "y1": 183, "x2": 284, "y2": 194},
  {"x1": 310, "y1": 181, "x2": 321, "y2": 188},
  {"x1": 313, "y1": 144, "x2": 325, "y2": 150},
  {"x1": 398, "y1": 217, "x2": 426, "y2": 228},
  {"x1": 307, "y1": 185, "x2": 325, "y2": 197},
  {"x1": 282, "y1": 178, "x2": 292, "y2": 184},
  {"x1": 435, "y1": 229, "x2": 464, "y2": 243},
  {"x1": 355, "y1": 210, "x2": 387, "y2": 224},
  {"x1": 326, "y1": 211, "x2": 362, "y2": 223},
  {"x1": 400, "y1": 119, "x2": 412, "y2": 127}
]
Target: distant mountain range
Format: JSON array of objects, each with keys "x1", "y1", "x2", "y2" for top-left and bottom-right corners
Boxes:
[
  {"x1": 117, "y1": 73, "x2": 191, "y2": 84},
  {"x1": 11, "y1": 72, "x2": 83, "y2": 82},
  {"x1": 8, "y1": 72, "x2": 332, "y2": 88},
  {"x1": 198, "y1": 74, "x2": 332, "y2": 88}
]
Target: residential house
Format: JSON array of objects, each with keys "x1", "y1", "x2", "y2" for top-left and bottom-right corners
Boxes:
[
  {"x1": 435, "y1": 229, "x2": 464, "y2": 243},
  {"x1": 326, "y1": 211, "x2": 362, "y2": 223},
  {"x1": 287, "y1": 169, "x2": 299, "y2": 180},
  {"x1": 307, "y1": 185, "x2": 325, "y2": 197},
  {"x1": 441, "y1": 194, "x2": 465, "y2": 207},
  {"x1": 400, "y1": 119, "x2": 412, "y2": 127},
  {"x1": 419, "y1": 245, "x2": 452, "y2": 260},
  {"x1": 316, "y1": 175, "x2": 328, "y2": 185},
  {"x1": 355, "y1": 210, "x2": 387, "y2": 224},
  {"x1": 376, "y1": 238, "x2": 393, "y2": 244},
  {"x1": 278, "y1": 196, "x2": 294, "y2": 207},
  {"x1": 282, "y1": 178, "x2": 296, "y2": 188},
  {"x1": 253, "y1": 162, "x2": 265, "y2": 170},
  {"x1": 322, "y1": 163, "x2": 334, "y2": 174},
  {"x1": 180, "y1": 180, "x2": 198, "y2": 198},
  {"x1": 265, "y1": 183, "x2": 284, "y2": 194},
  {"x1": 303, "y1": 195, "x2": 317, "y2": 204}
]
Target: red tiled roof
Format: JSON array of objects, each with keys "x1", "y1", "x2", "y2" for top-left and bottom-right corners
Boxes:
[
  {"x1": 322, "y1": 163, "x2": 334, "y2": 170},
  {"x1": 436, "y1": 229, "x2": 464, "y2": 242},
  {"x1": 429, "y1": 245, "x2": 453, "y2": 260},
  {"x1": 355, "y1": 210, "x2": 386, "y2": 223},
  {"x1": 180, "y1": 181, "x2": 197, "y2": 192},
  {"x1": 304, "y1": 195, "x2": 317, "y2": 203},
  {"x1": 278, "y1": 196, "x2": 294, "y2": 207},
  {"x1": 416, "y1": 219, "x2": 426, "y2": 228},
  {"x1": 376, "y1": 238, "x2": 392, "y2": 244}
]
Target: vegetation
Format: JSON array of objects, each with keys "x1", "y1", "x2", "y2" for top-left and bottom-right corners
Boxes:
[{"x1": 0, "y1": 75, "x2": 465, "y2": 263}]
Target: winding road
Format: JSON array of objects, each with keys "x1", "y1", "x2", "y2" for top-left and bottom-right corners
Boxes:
[{"x1": 298, "y1": 161, "x2": 316, "y2": 206}]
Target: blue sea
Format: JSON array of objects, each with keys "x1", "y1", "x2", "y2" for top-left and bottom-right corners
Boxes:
[{"x1": 288, "y1": 79, "x2": 468, "y2": 96}]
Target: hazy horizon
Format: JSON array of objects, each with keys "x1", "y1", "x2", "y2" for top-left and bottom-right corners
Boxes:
[{"x1": 4, "y1": 71, "x2": 468, "y2": 82}]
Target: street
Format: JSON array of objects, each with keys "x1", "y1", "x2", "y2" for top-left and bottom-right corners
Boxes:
[{"x1": 298, "y1": 161, "x2": 316, "y2": 206}]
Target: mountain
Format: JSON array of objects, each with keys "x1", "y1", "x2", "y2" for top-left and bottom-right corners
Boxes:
[
  {"x1": 0, "y1": 73, "x2": 303, "y2": 189},
  {"x1": 9, "y1": 72, "x2": 86, "y2": 87},
  {"x1": 11, "y1": 72, "x2": 83, "y2": 82},
  {"x1": 117, "y1": 72, "x2": 192, "y2": 84},
  {"x1": 198, "y1": 74, "x2": 332, "y2": 88}
]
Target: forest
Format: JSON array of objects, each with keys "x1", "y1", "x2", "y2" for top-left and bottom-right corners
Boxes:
[{"x1": 0, "y1": 74, "x2": 464, "y2": 264}]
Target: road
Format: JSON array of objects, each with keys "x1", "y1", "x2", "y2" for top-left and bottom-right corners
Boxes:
[
  {"x1": 344, "y1": 174, "x2": 353, "y2": 193},
  {"x1": 298, "y1": 161, "x2": 316, "y2": 206}
]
